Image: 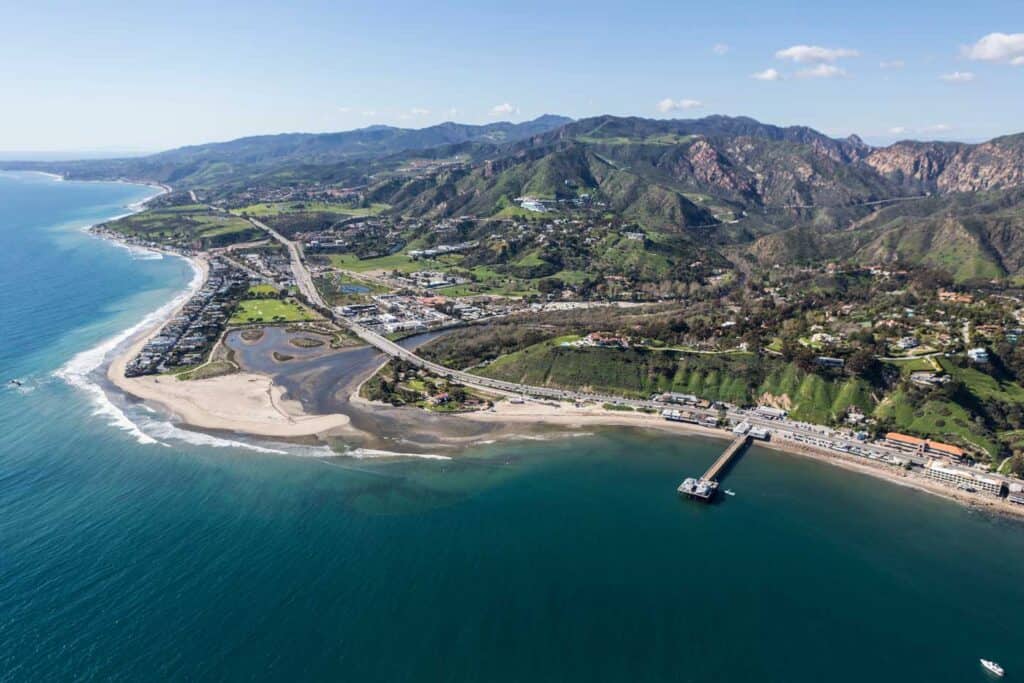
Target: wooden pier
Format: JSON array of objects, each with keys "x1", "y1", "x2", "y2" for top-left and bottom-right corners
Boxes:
[
  {"x1": 703, "y1": 434, "x2": 751, "y2": 481},
  {"x1": 678, "y1": 434, "x2": 751, "y2": 501}
]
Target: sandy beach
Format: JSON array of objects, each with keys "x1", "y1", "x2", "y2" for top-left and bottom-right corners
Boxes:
[{"x1": 106, "y1": 255, "x2": 352, "y2": 438}]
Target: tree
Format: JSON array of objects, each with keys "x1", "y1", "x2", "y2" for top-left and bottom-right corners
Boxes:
[
  {"x1": 537, "y1": 278, "x2": 563, "y2": 295},
  {"x1": 845, "y1": 348, "x2": 879, "y2": 380},
  {"x1": 1005, "y1": 453, "x2": 1024, "y2": 477}
]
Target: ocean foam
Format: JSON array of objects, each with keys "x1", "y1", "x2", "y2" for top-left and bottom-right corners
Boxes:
[
  {"x1": 138, "y1": 417, "x2": 290, "y2": 454},
  {"x1": 343, "y1": 447, "x2": 451, "y2": 461},
  {"x1": 54, "y1": 256, "x2": 205, "y2": 446}
]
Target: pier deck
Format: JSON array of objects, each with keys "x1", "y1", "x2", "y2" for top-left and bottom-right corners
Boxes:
[{"x1": 678, "y1": 434, "x2": 751, "y2": 501}]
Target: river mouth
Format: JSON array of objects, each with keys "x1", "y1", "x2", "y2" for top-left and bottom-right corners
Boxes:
[{"x1": 224, "y1": 326, "x2": 507, "y2": 452}]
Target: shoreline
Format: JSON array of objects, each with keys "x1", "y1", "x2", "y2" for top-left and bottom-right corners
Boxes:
[
  {"x1": 67, "y1": 175, "x2": 1022, "y2": 518},
  {"x1": 457, "y1": 400, "x2": 1024, "y2": 521},
  {"x1": 103, "y1": 254, "x2": 354, "y2": 439}
]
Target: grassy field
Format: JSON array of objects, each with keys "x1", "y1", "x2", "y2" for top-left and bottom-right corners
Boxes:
[
  {"x1": 230, "y1": 298, "x2": 320, "y2": 324},
  {"x1": 886, "y1": 356, "x2": 943, "y2": 375},
  {"x1": 330, "y1": 252, "x2": 426, "y2": 273},
  {"x1": 759, "y1": 364, "x2": 873, "y2": 424},
  {"x1": 875, "y1": 389, "x2": 998, "y2": 457},
  {"x1": 246, "y1": 283, "x2": 281, "y2": 297},
  {"x1": 477, "y1": 342, "x2": 759, "y2": 402},
  {"x1": 939, "y1": 358, "x2": 1024, "y2": 403},
  {"x1": 316, "y1": 272, "x2": 389, "y2": 306},
  {"x1": 178, "y1": 360, "x2": 237, "y2": 381},
  {"x1": 236, "y1": 201, "x2": 389, "y2": 217},
  {"x1": 105, "y1": 205, "x2": 260, "y2": 248},
  {"x1": 329, "y1": 250, "x2": 472, "y2": 275}
]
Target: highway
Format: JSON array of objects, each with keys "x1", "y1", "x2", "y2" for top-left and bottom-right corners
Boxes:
[{"x1": 250, "y1": 218, "x2": 327, "y2": 308}]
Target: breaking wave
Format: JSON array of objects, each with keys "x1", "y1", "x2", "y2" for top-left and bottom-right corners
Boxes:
[
  {"x1": 342, "y1": 447, "x2": 451, "y2": 461},
  {"x1": 53, "y1": 256, "x2": 204, "y2": 446}
]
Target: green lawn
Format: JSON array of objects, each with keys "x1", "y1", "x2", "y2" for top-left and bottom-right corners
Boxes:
[
  {"x1": 875, "y1": 390, "x2": 998, "y2": 457},
  {"x1": 939, "y1": 358, "x2": 1024, "y2": 403},
  {"x1": 247, "y1": 283, "x2": 281, "y2": 296},
  {"x1": 330, "y1": 252, "x2": 424, "y2": 273},
  {"x1": 230, "y1": 298, "x2": 320, "y2": 324},
  {"x1": 329, "y1": 251, "x2": 466, "y2": 274},
  {"x1": 237, "y1": 201, "x2": 389, "y2": 217},
  {"x1": 886, "y1": 356, "x2": 943, "y2": 375},
  {"x1": 105, "y1": 205, "x2": 259, "y2": 248}
]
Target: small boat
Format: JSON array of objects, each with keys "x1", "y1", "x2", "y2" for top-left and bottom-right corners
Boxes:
[
  {"x1": 724, "y1": 489, "x2": 736, "y2": 497},
  {"x1": 8, "y1": 379, "x2": 23, "y2": 387},
  {"x1": 981, "y1": 659, "x2": 1004, "y2": 677}
]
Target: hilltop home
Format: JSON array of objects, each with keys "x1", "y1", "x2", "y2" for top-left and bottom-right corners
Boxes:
[{"x1": 967, "y1": 347, "x2": 989, "y2": 363}]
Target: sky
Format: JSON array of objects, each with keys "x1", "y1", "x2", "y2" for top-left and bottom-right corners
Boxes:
[{"x1": 1, "y1": 0, "x2": 1022, "y2": 152}]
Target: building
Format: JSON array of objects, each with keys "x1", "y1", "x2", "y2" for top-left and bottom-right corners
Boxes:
[
  {"x1": 816, "y1": 356, "x2": 845, "y2": 369},
  {"x1": 909, "y1": 371, "x2": 950, "y2": 387},
  {"x1": 754, "y1": 405, "x2": 788, "y2": 420},
  {"x1": 938, "y1": 290, "x2": 973, "y2": 304},
  {"x1": 658, "y1": 392, "x2": 699, "y2": 405},
  {"x1": 968, "y1": 347, "x2": 989, "y2": 363},
  {"x1": 884, "y1": 432, "x2": 965, "y2": 460},
  {"x1": 896, "y1": 337, "x2": 919, "y2": 350},
  {"x1": 749, "y1": 426, "x2": 770, "y2": 440},
  {"x1": 925, "y1": 461, "x2": 1003, "y2": 496}
]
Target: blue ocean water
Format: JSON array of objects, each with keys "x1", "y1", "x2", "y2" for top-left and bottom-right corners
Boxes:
[{"x1": 1, "y1": 172, "x2": 1023, "y2": 682}]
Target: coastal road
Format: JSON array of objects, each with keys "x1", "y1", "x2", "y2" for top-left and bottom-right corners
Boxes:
[
  {"x1": 251, "y1": 216, "x2": 668, "y2": 403},
  {"x1": 250, "y1": 218, "x2": 327, "y2": 308}
]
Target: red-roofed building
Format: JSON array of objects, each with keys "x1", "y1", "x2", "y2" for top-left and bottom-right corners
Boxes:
[{"x1": 884, "y1": 432, "x2": 965, "y2": 460}]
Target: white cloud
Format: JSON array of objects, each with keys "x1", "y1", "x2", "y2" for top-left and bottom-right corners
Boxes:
[
  {"x1": 410, "y1": 107, "x2": 430, "y2": 116},
  {"x1": 361, "y1": 110, "x2": 377, "y2": 117},
  {"x1": 656, "y1": 98, "x2": 704, "y2": 113},
  {"x1": 797, "y1": 63, "x2": 845, "y2": 78},
  {"x1": 921, "y1": 123, "x2": 952, "y2": 134},
  {"x1": 447, "y1": 107, "x2": 458, "y2": 119},
  {"x1": 879, "y1": 60, "x2": 905, "y2": 69},
  {"x1": 751, "y1": 68, "x2": 782, "y2": 81},
  {"x1": 964, "y1": 32, "x2": 1024, "y2": 64},
  {"x1": 337, "y1": 106, "x2": 352, "y2": 113},
  {"x1": 775, "y1": 45, "x2": 859, "y2": 63},
  {"x1": 940, "y1": 71, "x2": 975, "y2": 83},
  {"x1": 888, "y1": 126, "x2": 906, "y2": 135},
  {"x1": 489, "y1": 102, "x2": 518, "y2": 116},
  {"x1": 712, "y1": 43, "x2": 729, "y2": 55}
]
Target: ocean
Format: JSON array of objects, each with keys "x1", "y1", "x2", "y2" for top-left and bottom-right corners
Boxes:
[{"x1": 1, "y1": 171, "x2": 1023, "y2": 682}]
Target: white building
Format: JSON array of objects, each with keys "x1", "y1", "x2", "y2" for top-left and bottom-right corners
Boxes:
[
  {"x1": 925, "y1": 461, "x2": 1002, "y2": 496},
  {"x1": 754, "y1": 406, "x2": 788, "y2": 420},
  {"x1": 967, "y1": 347, "x2": 989, "y2": 363}
]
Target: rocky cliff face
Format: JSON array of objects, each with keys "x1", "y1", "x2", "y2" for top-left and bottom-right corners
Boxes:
[{"x1": 866, "y1": 136, "x2": 1024, "y2": 193}]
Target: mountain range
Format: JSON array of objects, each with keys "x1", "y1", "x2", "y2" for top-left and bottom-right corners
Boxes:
[{"x1": 6, "y1": 114, "x2": 1024, "y2": 281}]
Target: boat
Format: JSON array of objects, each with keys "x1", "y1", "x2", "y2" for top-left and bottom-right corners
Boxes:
[
  {"x1": 981, "y1": 659, "x2": 1004, "y2": 677},
  {"x1": 724, "y1": 489, "x2": 736, "y2": 497},
  {"x1": 8, "y1": 379, "x2": 22, "y2": 387}
]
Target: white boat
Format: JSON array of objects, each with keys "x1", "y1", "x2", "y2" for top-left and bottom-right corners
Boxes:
[
  {"x1": 981, "y1": 659, "x2": 1004, "y2": 677},
  {"x1": 724, "y1": 489, "x2": 736, "y2": 497}
]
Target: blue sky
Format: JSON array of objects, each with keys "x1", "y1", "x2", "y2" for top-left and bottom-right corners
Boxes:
[{"x1": 1, "y1": 0, "x2": 1022, "y2": 152}]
